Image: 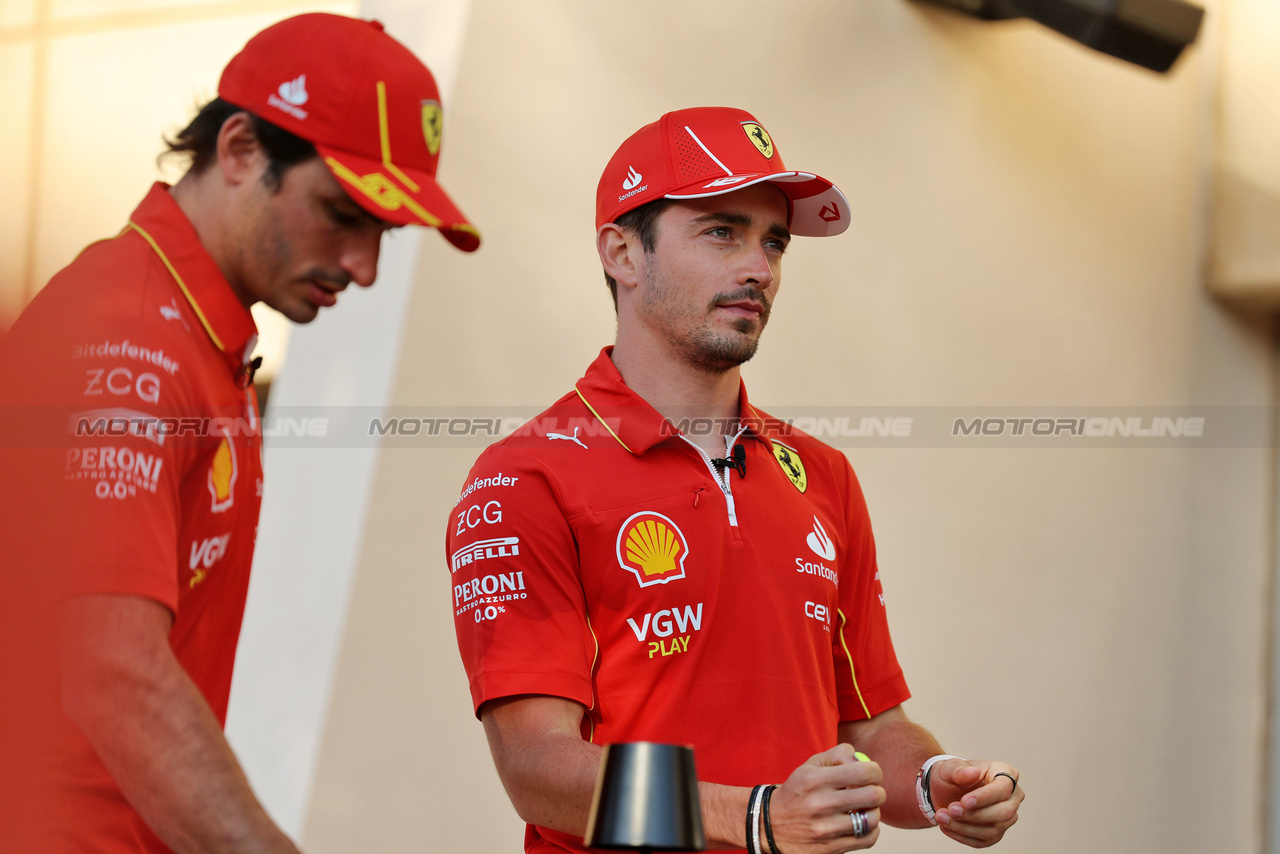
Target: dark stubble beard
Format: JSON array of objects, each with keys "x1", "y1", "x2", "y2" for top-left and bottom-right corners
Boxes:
[{"x1": 642, "y1": 265, "x2": 772, "y2": 373}]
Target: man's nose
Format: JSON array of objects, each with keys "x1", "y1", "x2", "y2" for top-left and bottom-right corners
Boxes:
[
  {"x1": 738, "y1": 243, "x2": 776, "y2": 289},
  {"x1": 341, "y1": 231, "x2": 383, "y2": 288}
]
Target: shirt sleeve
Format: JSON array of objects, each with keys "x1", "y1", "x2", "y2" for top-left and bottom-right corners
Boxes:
[
  {"x1": 447, "y1": 445, "x2": 597, "y2": 716},
  {"x1": 10, "y1": 290, "x2": 189, "y2": 614},
  {"x1": 833, "y1": 455, "x2": 910, "y2": 721}
]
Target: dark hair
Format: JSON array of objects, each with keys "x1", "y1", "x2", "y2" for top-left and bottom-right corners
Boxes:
[
  {"x1": 163, "y1": 98, "x2": 317, "y2": 191},
  {"x1": 603, "y1": 198, "x2": 674, "y2": 311}
]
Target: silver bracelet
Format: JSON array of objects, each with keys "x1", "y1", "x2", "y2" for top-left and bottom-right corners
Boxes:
[{"x1": 748, "y1": 783, "x2": 767, "y2": 854}]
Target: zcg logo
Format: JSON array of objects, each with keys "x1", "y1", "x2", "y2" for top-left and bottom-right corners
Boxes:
[
  {"x1": 455, "y1": 500, "x2": 503, "y2": 535},
  {"x1": 84, "y1": 367, "x2": 161, "y2": 405}
]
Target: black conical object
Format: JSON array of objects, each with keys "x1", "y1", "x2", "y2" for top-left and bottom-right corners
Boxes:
[{"x1": 584, "y1": 742, "x2": 705, "y2": 852}]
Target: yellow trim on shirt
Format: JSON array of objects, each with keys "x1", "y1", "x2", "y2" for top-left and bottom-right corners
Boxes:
[
  {"x1": 836, "y1": 608, "x2": 872, "y2": 720},
  {"x1": 585, "y1": 616, "x2": 601, "y2": 743},
  {"x1": 574, "y1": 385, "x2": 636, "y2": 455},
  {"x1": 71, "y1": 226, "x2": 130, "y2": 264},
  {"x1": 127, "y1": 221, "x2": 225, "y2": 352}
]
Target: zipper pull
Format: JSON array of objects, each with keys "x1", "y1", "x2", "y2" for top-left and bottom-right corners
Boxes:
[{"x1": 693, "y1": 486, "x2": 706, "y2": 508}]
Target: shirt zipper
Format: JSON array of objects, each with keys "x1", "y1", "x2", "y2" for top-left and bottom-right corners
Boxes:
[
  {"x1": 244, "y1": 386, "x2": 258, "y2": 432},
  {"x1": 679, "y1": 426, "x2": 749, "y2": 527}
]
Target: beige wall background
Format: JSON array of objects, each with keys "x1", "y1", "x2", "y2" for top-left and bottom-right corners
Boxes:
[
  {"x1": 1212, "y1": 0, "x2": 1280, "y2": 304},
  {"x1": 2, "y1": 1, "x2": 1276, "y2": 853},
  {"x1": 304, "y1": 2, "x2": 1275, "y2": 854}
]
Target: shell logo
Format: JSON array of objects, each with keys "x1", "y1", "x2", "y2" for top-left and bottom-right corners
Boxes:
[
  {"x1": 208, "y1": 435, "x2": 237, "y2": 513},
  {"x1": 616, "y1": 511, "x2": 689, "y2": 588}
]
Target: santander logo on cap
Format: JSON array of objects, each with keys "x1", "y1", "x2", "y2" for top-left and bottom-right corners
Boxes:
[
  {"x1": 617, "y1": 163, "x2": 648, "y2": 205},
  {"x1": 267, "y1": 73, "x2": 310, "y2": 120},
  {"x1": 278, "y1": 75, "x2": 308, "y2": 106}
]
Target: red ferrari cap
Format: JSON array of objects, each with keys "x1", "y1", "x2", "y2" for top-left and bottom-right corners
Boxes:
[
  {"x1": 219, "y1": 13, "x2": 479, "y2": 252},
  {"x1": 596, "y1": 107, "x2": 850, "y2": 238}
]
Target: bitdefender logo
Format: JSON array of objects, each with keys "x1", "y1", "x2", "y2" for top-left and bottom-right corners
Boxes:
[{"x1": 268, "y1": 75, "x2": 310, "y2": 120}]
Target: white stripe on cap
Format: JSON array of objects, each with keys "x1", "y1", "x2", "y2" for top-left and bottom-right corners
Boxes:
[{"x1": 683, "y1": 126, "x2": 734, "y2": 176}]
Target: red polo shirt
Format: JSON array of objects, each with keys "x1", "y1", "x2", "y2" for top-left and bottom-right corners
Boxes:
[
  {"x1": 448, "y1": 348, "x2": 910, "y2": 854},
  {"x1": 0, "y1": 183, "x2": 265, "y2": 853}
]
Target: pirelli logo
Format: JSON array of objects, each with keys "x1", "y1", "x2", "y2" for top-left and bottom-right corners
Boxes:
[{"x1": 451, "y1": 536, "x2": 520, "y2": 573}]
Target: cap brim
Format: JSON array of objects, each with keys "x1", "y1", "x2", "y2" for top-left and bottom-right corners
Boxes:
[
  {"x1": 317, "y1": 145, "x2": 480, "y2": 252},
  {"x1": 665, "y1": 172, "x2": 850, "y2": 238}
]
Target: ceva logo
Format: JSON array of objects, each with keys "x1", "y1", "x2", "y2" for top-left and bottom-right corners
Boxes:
[{"x1": 278, "y1": 75, "x2": 309, "y2": 106}]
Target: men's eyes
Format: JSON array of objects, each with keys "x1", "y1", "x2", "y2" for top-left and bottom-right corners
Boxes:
[
  {"x1": 326, "y1": 202, "x2": 363, "y2": 228},
  {"x1": 705, "y1": 225, "x2": 788, "y2": 253}
]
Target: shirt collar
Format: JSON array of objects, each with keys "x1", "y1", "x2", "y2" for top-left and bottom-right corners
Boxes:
[
  {"x1": 573, "y1": 346, "x2": 773, "y2": 455},
  {"x1": 126, "y1": 183, "x2": 258, "y2": 372}
]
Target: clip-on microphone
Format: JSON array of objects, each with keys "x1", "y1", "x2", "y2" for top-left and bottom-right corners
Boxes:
[
  {"x1": 237, "y1": 356, "x2": 264, "y2": 390},
  {"x1": 711, "y1": 443, "x2": 747, "y2": 479}
]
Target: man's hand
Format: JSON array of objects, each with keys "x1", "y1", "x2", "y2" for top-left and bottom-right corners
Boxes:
[
  {"x1": 764, "y1": 744, "x2": 885, "y2": 854},
  {"x1": 928, "y1": 759, "x2": 1023, "y2": 848}
]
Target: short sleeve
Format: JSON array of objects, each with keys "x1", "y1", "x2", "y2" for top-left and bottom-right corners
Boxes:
[
  {"x1": 1, "y1": 285, "x2": 188, "y2": 613},
  {"x1": 832, "y1": 456, "x2": 910, "y2": 721},
  {"x1": 447, "y1": 446, "x2": 596, "y2": 716}
]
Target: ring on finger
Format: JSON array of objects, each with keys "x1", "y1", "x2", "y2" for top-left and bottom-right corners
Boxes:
[
  {"x1": 849, "y1": 809, "x2": 870, "y2": 838},
  {"x1": 993, "y1": 771, "x2": 1018, "y2": 793}
]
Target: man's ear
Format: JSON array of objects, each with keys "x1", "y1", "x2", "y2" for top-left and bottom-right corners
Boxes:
[
  {"x1": 215, "y1": 112, "x2": 267, "y2": 187},
  {"x1": 597, "y1": 223, "x2": 643, "y2": 291}
]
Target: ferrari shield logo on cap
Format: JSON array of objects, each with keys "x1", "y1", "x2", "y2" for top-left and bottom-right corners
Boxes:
[
  {"x1": 616, "y1": 511, "x2": 689, "y2": 587},
  {"x1": 771, "y1": 441, "x2": 806, "y2": 493},
  {"x1": 421, "y1": 100, "x2": 442, "y2": 156},
  {"x1": 742, "y1": 122, "x2": 774, "y2": 159}
]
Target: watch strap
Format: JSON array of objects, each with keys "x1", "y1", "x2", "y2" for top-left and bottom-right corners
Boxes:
[{"x1": 916, "y1": 754, "x2": 962, "y2": 825}]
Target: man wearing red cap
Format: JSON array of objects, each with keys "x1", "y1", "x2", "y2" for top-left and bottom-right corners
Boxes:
[
  {"x1": 0, "y1": 13, "x2": 476, "y2": 854},
  {"x1": 448, "y1": 108, "x2": 1022, "y2": 853}
]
